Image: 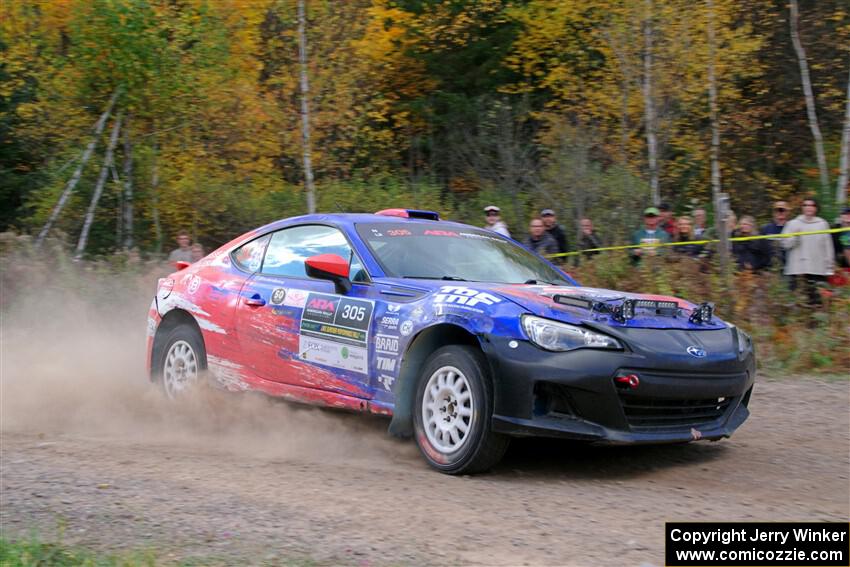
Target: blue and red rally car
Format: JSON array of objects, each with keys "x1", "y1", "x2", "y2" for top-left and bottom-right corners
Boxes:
[{"x1": 147, "y1": 210, "x2": 755, "y2": 474}]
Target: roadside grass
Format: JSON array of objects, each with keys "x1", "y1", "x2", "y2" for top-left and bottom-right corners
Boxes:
[{"x1": 0, "y1": 536, "x2": 327, "y2": 567}]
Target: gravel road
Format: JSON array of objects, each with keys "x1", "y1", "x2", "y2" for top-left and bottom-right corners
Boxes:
[
  {"x1": 1, "y1": 264, "x2": 848, "y2": 566},
  {"x1": 2, "y1": 378, "x2": 848, "y2": 566}
]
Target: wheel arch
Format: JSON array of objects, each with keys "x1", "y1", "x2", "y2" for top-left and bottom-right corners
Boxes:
[
  {"x1": 388, "y1": 323, "x2": 487, "y2": 438},
  {"x1": 150, "y1": 308, "x2": 206, "y2": 381}
]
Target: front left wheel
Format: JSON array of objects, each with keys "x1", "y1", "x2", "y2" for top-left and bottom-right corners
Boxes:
[
  {"x1": 158, "y1": 324, "x2": 207, "y2": 399},
  {"x1": 413, "y1": 345, "x2": 509, "y2": 474}
]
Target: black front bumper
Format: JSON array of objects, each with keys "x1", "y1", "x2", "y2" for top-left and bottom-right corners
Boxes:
[{"x1": 481, "y1": 326, "x2": 755, "y2": 444}]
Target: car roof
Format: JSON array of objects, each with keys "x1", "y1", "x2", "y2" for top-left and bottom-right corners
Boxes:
[{"x1": 258, "y1": 212, "x2": 474, "y2": 234}]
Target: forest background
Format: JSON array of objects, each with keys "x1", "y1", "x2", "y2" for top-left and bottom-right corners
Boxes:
[{"x1": 2, "y1": 0, "x2": 848, "y2": 253}]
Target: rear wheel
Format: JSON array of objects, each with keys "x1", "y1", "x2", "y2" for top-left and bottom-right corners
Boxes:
[
  {"x1": 158, "y1": 325, "x2": 206, "y2": 399},
  {"x1": 413, "y1": 345, "x2": 509, "y2": 474}
]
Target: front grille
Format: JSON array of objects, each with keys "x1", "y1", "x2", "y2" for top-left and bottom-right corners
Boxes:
[{"x1": 620, "y1": 395, "x2": 733, "y2": 431}]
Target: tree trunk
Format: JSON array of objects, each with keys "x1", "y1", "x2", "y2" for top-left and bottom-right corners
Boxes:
[
  {"x1": 151, "y1": 139, "x2": 163, "y2": 254},
  {"x1": 36, "y1": 89, "x2": 120, "y2": 247},
  {"x1": 836, "y1": 64, "x2": 850, "y2": 206},
  {"x1": 122, "y1": 117, "x2": 134, "y2": 249},
  {"x1": 706, "y1": 0, "x2": 728, "y2": 272},
  {"x1": 789, "y1": 0, "x2": 830, "y2": 195},
  {"x1": 298, "y1": 0, "x2": 317, "y2": 214},
  {"x1": 643, "y1": 0, "x2": 659, "y2": 206},
  {"x1": 74, "y1": 113, "x2": 123, "y2": 259}
]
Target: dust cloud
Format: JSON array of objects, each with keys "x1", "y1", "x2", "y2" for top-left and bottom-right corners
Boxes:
[{"x1": 0, "y1": 240, "x2": 416, "y2": 466}]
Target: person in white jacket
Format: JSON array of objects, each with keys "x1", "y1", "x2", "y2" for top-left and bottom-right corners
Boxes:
[{"x1": 781, "y1": 198, "x2": 835, "y2": 305}]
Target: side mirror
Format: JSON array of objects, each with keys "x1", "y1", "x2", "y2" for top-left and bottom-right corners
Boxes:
[{"x1": 305, "y1": 254, "x2": 351, "y2": 295}]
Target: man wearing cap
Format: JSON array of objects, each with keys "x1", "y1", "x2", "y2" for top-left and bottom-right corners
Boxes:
[
  {"x1": 540, "y1": 208, "x2": 568, "y2": 255},
  {"x1": 762, "y1": 200, "x2": 789, "y2": 268},
  {"x1": 631, "y1": 207, "x2": 671, "y2": 262},
  {"x1": 483, "y1": 205, "x2": 511, "y2": 237},
  {"x1": 658, "y1": 202, "x2": 676, "y2": 237}
]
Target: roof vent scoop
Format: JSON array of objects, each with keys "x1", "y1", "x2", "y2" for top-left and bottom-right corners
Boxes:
[{"x1": 375, "y1": 209, "x2": 440, "y2": 221}]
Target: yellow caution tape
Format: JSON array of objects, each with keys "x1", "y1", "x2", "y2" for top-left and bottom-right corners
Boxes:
[{"x1": 546, "y1": 226, "x2": 850, "y2": 259}]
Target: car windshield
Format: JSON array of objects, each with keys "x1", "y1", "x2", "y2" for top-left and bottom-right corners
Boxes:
[{"x1": 355, "y1": 222, "x2": 574, "y2": 285}]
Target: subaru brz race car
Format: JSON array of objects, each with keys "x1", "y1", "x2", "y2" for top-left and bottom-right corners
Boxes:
[{"x1": 147, "y1": 210, "x2": 755, "y2": 474}]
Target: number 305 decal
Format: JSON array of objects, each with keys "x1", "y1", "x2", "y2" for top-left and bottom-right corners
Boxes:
[{"x1": 341, "y1": 304, "x2": 367, "y2": 322}]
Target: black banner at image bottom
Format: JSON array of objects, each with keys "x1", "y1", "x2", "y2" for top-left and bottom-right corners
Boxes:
[{"x1": 665, "y1": 522, "x2": 849, "y2": 566}]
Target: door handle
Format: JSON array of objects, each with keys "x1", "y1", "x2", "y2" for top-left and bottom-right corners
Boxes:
[{"x1": 245, "y1": 294, "x2": 266, "y2": 307}]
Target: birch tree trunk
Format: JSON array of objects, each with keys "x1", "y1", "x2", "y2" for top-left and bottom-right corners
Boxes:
[
  {"x1": 643, "y1": 0, "x2": 659, "y2": 206},
  {"x1": 122, "y1": 117, "x2": 134, "y2": 249},
  {"x1": 836, "y1": 64, "x2": 850, "y2": 205},
  {"x1": 706, "y1": 0, "x2": 728, "y2": 271},
  {"x1": 789, "y1": 0, "x2": 830, "y2": 195},
  {"x1": 298, "y1": 0, "x2": 317, "y2": 214},
  {"x1": 151, "y1": 139, "x2": 163, "y2": 254},
  {"x1": 36, "y1": 89, "x2": 119, "y2": 247},
  {"x1": 74, "y1": 113, "x2": 123, "y2": 259}
]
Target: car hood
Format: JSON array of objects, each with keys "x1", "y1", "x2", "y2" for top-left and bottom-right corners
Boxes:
[{"x1": 488, "y1": 284, "x2": 727, "y2": 330}]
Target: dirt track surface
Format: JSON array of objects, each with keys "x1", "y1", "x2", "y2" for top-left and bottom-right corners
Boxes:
[{"x1": 2, "y1": 378, "x2": 848, "y2": 567}]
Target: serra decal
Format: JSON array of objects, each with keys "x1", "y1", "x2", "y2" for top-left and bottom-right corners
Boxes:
[{"x1": 434, "y1": 286, "x2": 502, "y2": 307}]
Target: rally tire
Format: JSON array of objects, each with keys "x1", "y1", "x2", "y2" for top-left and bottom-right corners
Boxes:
[
  {"x1": 157, "y1": 324, "x2": 207, "y2": 400},
  {"x1": 413, "y1": 345, "x2": 509, "y2": 474}
]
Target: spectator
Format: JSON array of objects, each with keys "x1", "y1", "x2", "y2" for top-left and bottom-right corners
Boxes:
[
  {"x1": 658, "y1": 202, "x2": 677, "y2": 238},
  {"x1": 731, "y1": 216, "x2": 771, "y2": 272},
  {"x1": 191, "y1": 242, "x2": 206, "y2": 263},
  {"x1": 781, "y1": 198, "x2": 835, "y2": 306},
  {"x1": 832, "y1": 206, "x2": 850, "y2": 269},
  {"x1": 762, "y1": 200, "x2": 790, "y2": 268},
  {"x1": 631, "y1": 207, "x2": 671, "y2": 261},
  {"x1": 692, "y1": 208, "x2": 714, "y2": 240},
  {"x1": 540, "y1": 208, "x2": 568, "y2": 254},
  {"x1": 578, "y1": 218, "x2": 602, "y2": 256},
  {"x1": 725, "y1": 209, "x2": 738, "y2": 237},
  {"x1": 483, "y1": 205, "x2": 511, "y2": 238},
  {"x1": 524, "y1": 218, "x2": 559, "y2": 256},
  {"x1": 672, "y1": 216, "x2": 704, "y2": 257},
  {"x1": 167, "y1": 230, "x2": 193, "y2": 263}
]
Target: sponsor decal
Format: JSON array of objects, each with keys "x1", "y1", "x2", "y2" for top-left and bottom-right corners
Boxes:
[
  {"x1": 270, "y1": 288, "x2": 287, "y2": 305},
  {"x1": 187, "y1": 275, "x2": 201, "y2": 295},
  {"x1": 376, "y1": 356, "x2": 397, "y2": 372},
  {"x1": 370, "y1": 228, "x2": 383, "y2": 237},
  {"x1": 411, "y1": 306, "x2": 426, "y2": 322},
  {"x1": 375, "y1": 334, "x2": 400, "y2": 354},
  {"x1": 379, "y1": 374, "x2": 395, "y2": 391},
  {"x1": 690, "y1": 427, "x2": 703, "y2": 441},
  {"x1": 386, "y1": 229, "x2": 411, "y2": 237},
  {"x1": 387, "y1": 303, "x2": 401, "y2": 313},
  {"x1": 299, "y1": 336, "x2": 368, "y2": 374},
  {"x1": 379, "y1": 315, "x2": 400, "y2": 330},
  {"x1": 400, "y1": 320, "x2": 413, "y2": 336},
  {"x1": 434, "y1": 286, "x2": 501, "y2": 307},
  {"x1": 298, "y1": 292, "x2": 374, "y2": 373},
  {"x1": 283, "y1": 288, "x2": 308, "y2": 308}
]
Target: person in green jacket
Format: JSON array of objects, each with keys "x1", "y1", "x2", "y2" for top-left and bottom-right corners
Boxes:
[{"x1": 631, "y1": 207, "x2": 671, "y2": 262}]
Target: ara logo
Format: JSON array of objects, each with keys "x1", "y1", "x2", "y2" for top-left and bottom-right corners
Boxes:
[
  {"x1": 307, "y1": 298, "x2": 336, "y2": 312},
  {"x1": 434, "y1": 286, "x2": 502, "y2": 307},
  {"x1": 687, "y1": 346, "x2": 707, "y2": 358},
  {"x1": 376, "y1": 356, "x2": 397, "y2": 372}
]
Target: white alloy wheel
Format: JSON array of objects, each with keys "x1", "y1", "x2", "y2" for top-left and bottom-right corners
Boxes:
[
  {"x1": 421, "y1": 365, "x2": 475, "y2": 454},
  {"x1": 162, "y1": 339, "x2": 199, "y2": 398}
]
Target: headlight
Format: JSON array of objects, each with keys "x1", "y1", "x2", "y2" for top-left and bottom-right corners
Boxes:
[{"x1": 521, "y1": 315, "x2": 622, "y2": 352}]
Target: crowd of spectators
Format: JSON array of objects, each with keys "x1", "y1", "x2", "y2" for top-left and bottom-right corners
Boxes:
[{"x1": 482, "y1": 198, "x2": 850, "y2": 306}]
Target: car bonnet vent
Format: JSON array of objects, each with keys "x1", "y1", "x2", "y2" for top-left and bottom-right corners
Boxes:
[{"x1": 375, "y1": 209, "x2": 440, "y2": 221}]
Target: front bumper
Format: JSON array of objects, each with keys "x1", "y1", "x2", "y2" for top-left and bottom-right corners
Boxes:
[{"x1": 481, "y1": 326, "x2": 755, "y2": 444}]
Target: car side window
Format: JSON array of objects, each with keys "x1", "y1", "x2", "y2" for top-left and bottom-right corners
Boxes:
[
  {"x1": 262, "y1": 225, "x2": 368, "y2": 282},
  {"x1": 231, "y1": 234, "x2": 271, "y2": 273}
]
